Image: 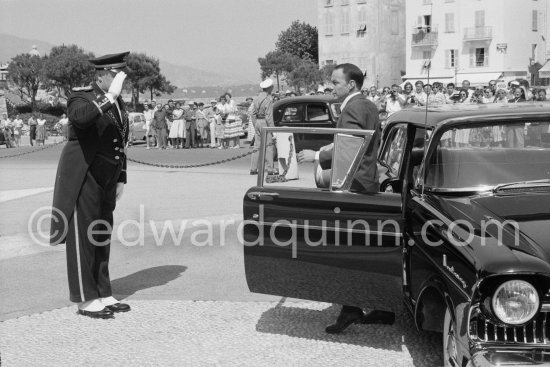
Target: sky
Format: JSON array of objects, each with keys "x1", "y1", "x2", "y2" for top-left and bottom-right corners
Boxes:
[{"x1": 0, "y1": 0, "x2": 318, "y2": 83}]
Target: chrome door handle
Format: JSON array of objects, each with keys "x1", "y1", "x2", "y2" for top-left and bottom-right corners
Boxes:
[{"x1": 247, "y1": 191, "x2": 279, "y2": 201}]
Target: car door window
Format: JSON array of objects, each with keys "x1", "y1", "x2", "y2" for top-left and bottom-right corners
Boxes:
[
  {"x1": 380, "y1": 125, "x2": 408, "y2": 174},
  {"x1": 306, "y1": 104, "x2": 330, "y2": 122},
  {"x1": 281, "y1": 105, "x2": 303, "y2": 123}
]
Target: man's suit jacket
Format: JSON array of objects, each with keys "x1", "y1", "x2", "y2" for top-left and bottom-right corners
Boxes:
[
  {"x1": 319, "y1": 93, "x2": 380, "y2": 193},
  {"x1": 50, "y1": 83, "x2": 129, "y2": 245}
]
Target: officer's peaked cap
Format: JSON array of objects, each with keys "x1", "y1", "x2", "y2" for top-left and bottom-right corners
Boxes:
[{"x1": 89, "y1": 52, "x2": 130, "y2": 71}]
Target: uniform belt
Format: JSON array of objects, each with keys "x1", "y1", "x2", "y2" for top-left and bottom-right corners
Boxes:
[{"x1": 256, "y1": 115, "x2": 265, "y2": 119}]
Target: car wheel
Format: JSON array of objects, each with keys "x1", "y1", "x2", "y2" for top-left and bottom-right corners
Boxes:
[{"x1": 443, "y1": 307, "x2": 459, "y2": 367}]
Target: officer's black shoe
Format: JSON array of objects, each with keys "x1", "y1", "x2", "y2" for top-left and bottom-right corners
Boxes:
[
  {"x1": 105, "y1": 303, "x2": 131, "y2": 313},
  {"x1": 325, "y1": 308, "x2": 365, "y2": 334},
  {"x1": 250, "y1": 170, "x2": 258, "y2": 175},
  {"x1": 77, "y1": 308, "x2": 114, "y2": 319},
  {"x1": 361, "y1": 310, "x2": 395, "y2": 325}
]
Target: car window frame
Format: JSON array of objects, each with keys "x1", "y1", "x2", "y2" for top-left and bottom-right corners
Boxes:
[
  {"x1": 305, "y1": 103, "x2": 331, "y2": 123},
  {"x1": 379, "y1": 123, "x2": 408, "y2": 175},
  {"x1": 278, "y1": 104, "x2": 304, "y2": 124}
]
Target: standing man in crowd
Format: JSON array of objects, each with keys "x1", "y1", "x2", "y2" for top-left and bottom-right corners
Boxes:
[
  {"x1": 297, "y1": 63, "x2": 390, "y2": 333},
  {"x1": 184, "y1": 101, "x2": 197, "y2": 149},
  {"x1": 250, "y1": 78, "x2": 276, "y2": 175},
  {"x1": 153, "y1": 102, "x2": 168, "y2": 149},
  {"x1": 50, "y1": 52, "x2": 132, "y2": 319}
]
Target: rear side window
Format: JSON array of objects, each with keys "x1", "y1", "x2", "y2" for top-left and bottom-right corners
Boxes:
[
  {"x1": 281, "y1": 105, "x2": 303, "y2": 123},
  {"x1": 306, "y1": 104, "x2": 330, "y2": 122}
]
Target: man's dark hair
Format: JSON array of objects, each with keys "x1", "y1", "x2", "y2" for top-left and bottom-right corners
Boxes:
[
  {"x1": 447, "y1": 83, "x2": 455, "y2": 88},
  {"x1": 334, "y1": 63, "x2": 364, "y2": 90}
]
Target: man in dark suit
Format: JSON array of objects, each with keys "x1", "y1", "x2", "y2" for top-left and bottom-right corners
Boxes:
[
  {"x1": 50, "y1": 52, "x2": 132, "y2": 319},
  {"x1": 298, "y1": 63, "x2": 391, "y2": 334}
]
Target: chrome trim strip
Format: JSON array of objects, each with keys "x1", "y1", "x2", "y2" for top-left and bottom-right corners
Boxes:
[{"x1": 258, "y1": 221, "x2": 403, "y2": 237}]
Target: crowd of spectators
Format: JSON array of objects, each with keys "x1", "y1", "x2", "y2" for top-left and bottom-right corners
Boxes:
[
  {"x1": 144, "y1": 92, "x2": 247, "y2": 150},
  {"x1": 357, "y1": 79, "x2": 549, "y2": 120}
]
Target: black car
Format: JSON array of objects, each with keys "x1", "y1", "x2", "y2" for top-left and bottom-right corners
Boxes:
[
  {"x1": 243, "y1": 103, "x2": 550, "y2": 366},
  {"x1": 273, "y1": 95, "x2": 341, "y2": 152}
]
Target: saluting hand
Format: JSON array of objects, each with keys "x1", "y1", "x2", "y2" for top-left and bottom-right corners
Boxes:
[{"x1": 108, "y1": 71, "x2": 127, "y2": 99}]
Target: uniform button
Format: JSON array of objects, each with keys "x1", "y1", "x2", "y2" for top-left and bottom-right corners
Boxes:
[
  {"x1": 115, "y1": 147, "x2": 120, "y2": 151},
  {"x1": 113, "y1": 139, "x2": 118, "y2": 143},
  {"x1": 115, "y1": 156, "x2": 120, "y2": 160}
]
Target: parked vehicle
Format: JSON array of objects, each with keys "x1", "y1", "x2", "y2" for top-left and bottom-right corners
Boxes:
[
  {"x1": 243, "y1": 103, "x2": 550, "y2": 366},
  {"x1": 128, "y1": 112, "x2": 147, "y2": 144},
  {"x1": 273, "y1": 95, "x2": 341, "y2": 152}
]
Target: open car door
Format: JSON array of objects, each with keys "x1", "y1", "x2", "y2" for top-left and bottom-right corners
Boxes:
[{"x1": 243, "y1": 127, "x2": 404, "y2": 311}]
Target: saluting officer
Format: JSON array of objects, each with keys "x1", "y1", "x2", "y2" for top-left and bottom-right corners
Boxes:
[{"x1": 50, "y1": 52, "x2": 131, "y2": 319}]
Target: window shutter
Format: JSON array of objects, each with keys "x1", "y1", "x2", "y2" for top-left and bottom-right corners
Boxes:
[
  {"x1": 445, "y1": 50, "x2": 450, "y2": 68},
  {"x1": 469, "y1": 48, "x2": 474, "y2": 67},
  {"x1": 455, "y1": 49, "x2": 459, "y2": 68},
  {"x1": 484, "y1": 48, "x2": 489, "y2": 67}
]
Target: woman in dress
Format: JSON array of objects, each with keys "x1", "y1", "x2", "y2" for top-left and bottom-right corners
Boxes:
[
  {"x1": 216, "y1": 95, "x2": 229, "y2": 149},
  {"x1": 222, "y1": 92, "x2": 243, "y2": 149},
  {"x1": 36, "y1": 113, "x2": 47, "y2": 146},
  {"x1": 13, "y1": 114, "x2": 24, "y2": 147},
  {"x1": 169, "y1": 102, "x2": 185, "y2": 148},
  {"x1": 195, "y1": 102, "x2": 210, "y2": 148}
]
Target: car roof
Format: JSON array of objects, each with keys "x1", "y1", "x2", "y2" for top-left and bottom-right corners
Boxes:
[
  {"x1": 273, "y1": 95, "x2": 339, "y2": 109},
  {"x1": 386, "y1": 102, "x2": 550, "y2": 128}
]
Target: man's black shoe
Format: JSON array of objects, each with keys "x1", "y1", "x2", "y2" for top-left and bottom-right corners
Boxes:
[
  {"x1": 250, "y1": 170, "x2": 258, "y2": 175},
  {"x1": 77, "y1": 308, "x2": 114, "y2": 319},
  {"x1": 361, "y1": 310, "x2": 395, "y2": 325},
  {"x1": 105, "y1": 303, "x2": 131, "y2": 313},
  {"x1": 325, "y1": 309, "x2": 365, "y2": 334}
]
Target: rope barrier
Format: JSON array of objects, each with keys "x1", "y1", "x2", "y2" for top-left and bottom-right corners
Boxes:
[{"x1": 126, "y1": 145, "x2": 262, "y2": 168}]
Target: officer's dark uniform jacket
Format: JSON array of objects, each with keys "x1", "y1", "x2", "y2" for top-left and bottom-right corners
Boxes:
[{"x1": 50, "y1": 83, "x2": 129, "y2": 245}]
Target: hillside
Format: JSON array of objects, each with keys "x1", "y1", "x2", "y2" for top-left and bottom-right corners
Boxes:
[{"x1": 0, "y1": 33, "x2": 251, "y2": 88}]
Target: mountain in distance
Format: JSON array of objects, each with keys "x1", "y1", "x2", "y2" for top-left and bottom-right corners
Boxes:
[
  {"x1": 0, "y1": 33, "x2": 250, "y2": 88},
  {"x1": 0, "y1": 34, "x2": 54, "y2": 62}
]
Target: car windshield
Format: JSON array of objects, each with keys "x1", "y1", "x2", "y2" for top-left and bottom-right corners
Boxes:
[{"x1": 425, "y1": 120, "x2": 550, "y2": 191}]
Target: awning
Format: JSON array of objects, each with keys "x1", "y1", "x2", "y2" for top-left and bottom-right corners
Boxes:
[
  {"x1": 455, "y1": 72, "x2": 503, "y2": 86},
  {"x1": 539, "y1": 62, "x2": 550, "y2": 78}
]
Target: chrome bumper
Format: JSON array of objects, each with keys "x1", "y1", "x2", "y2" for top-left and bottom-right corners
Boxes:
[{"x1": 468, "y1": 349, "x2": 550, "y2": 367}]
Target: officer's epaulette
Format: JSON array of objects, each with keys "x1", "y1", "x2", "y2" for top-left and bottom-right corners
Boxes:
[{"x1": 72, "y1": 86, "x2": 93, "y2": 92}]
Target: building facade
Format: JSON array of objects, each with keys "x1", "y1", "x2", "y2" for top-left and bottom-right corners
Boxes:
[
  {"x1": 318, "y1": 0, "x2": 406, "y2": 88},
  {"x1": 405, "y1": 0, "x2": 549, "y2": 87}
]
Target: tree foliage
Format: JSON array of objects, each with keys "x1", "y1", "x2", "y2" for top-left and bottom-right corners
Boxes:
[
  {"x1": 42, "y1": 44, "x2": 96, "y2": 98},
  {"x1": 319, "y1": 64, "x2": 336, "y2": 84},
  {"x1": 7, "y1": 54, "x2": 45, "y2": 110},
  {"x1": 286, "y1": 59, "x2": 323, "y2": 92},
  {"x1": 275, "y1": 20, "x2": 319, "y2": 63},
  {"x1": 126, "y1": 53, "x2": 174, "y2": 108},
  {"x1": 258, "y1": 50, "x2": 297, "y2": 90}
]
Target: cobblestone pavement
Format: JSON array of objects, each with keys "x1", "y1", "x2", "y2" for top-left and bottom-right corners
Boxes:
[{"x1": 0, "y1": 300, "x2": 442, "y2": 367}]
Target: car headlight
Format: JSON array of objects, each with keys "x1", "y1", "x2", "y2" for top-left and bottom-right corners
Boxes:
[{"x1": 492, "y1": 280, "x2": 539, "y2": 325}]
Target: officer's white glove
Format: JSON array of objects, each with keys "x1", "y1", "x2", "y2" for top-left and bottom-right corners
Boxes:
[
  {"x1": 116, "y1": 182, "x2": 124, "y2": 202},
  {"x1": 108, "y1": 71, "x2": 127, "y2": 100}
]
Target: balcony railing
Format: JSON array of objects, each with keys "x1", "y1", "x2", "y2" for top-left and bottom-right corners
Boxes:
[
  {"x1": 463, "y1": 26, "x2": 493, "y2": 41},
  {"x1": 411, "y1": 27, "x2": 438, "y2": 47}
]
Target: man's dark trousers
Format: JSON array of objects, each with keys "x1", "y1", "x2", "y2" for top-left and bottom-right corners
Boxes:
[
  {"x1": 66, "y1": 155, "x2": 122, "y2": 303},
  {"x1": 185, "y1": 121, "x2": 197, "y2": 148}
]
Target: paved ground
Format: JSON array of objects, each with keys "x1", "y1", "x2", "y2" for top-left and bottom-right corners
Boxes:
[{"x1": 0, "y1": 140, "x2": 443, "y2": 366}]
